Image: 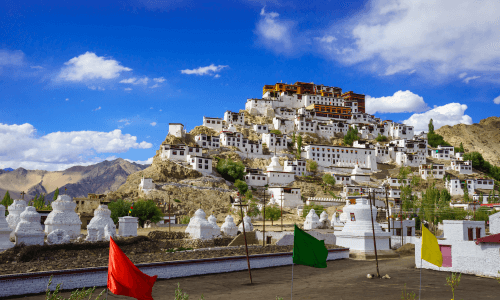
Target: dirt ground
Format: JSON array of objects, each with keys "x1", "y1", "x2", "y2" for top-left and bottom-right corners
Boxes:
[{"x1": 10, "y1": 255, "x2": 499, "y2": 300}]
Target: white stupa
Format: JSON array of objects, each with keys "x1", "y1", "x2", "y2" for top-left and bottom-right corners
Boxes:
[
  {"x1": 185, "y1": 209, "x2": 215, "y2": 239},
  {"x1": 14, "y1": 206, "x2": 45, "y2": 246},
  {"x1": 46, "y1": 229, "x2": 71, "y2": 245},
  {"x1": 267, "y1": 155, "x2": 283, "y2": 172},
  {"x1": 304, "y1": 209, "x2": 321, "y2": 230},
  {"x1": 335, "y1": 198, "x2": 398, "y2": 259},
  {"x1": 226, "y1": 123, "x2": 237, "y2": 133},
  {"x1": 220, "y1": 215, "x2": 238, "y2": 236},
  {"x1": 238, "y1": 215, "x2": 254, "y2": 232},
  {"x1": 319, "y1": 211, "x2": 330, "y2": 228},
  {"x1": 0, "y1": 205, "x2": 14, "y2": 252},
  {"x1": 207, "y1": 215, "x2": 221, "y2": 237},
  {"x1": 6, "y1": 199, "x2": 26, "y2": 231},
  {"x1": 87, "y1": 205, "x2": 116, "y2": 241},
  {"x1": 44, "y1": 195, "x2": 82, "y2": 238}
]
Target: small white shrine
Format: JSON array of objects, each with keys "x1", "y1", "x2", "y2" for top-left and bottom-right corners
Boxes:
[
  {"x1": 118, "y1": 216, "x2": 138, "y2": 237},
  {"x1": 207, "y1": 215, "x2": 221, "y2": 237},
  {"x1": 319, "y1": 211, "x2": 330, "y2": 228},
  {"x1": 331, "y1": 212, "x2": 344, "y2": 230},
  {"x1": 44, "y1": 195, "x2": 82, "y2": 238},
  {"x1": 6, "y1": 199, "x2": 26, "y2": 231},
  {"x1": 335, "y1": 198, "x2": 398, "y2": 259},
  {"x1": 350, "y1": 164, "x2": 371, "y2": 183},
  {"x1": 238, "y1": 216, "x2": 254, "y2": 232},
  {"x1": 0, "y1": 205, "x2": 14, "y2": 252},
  {"x1": 87, "y1": 205, "x2": 116, "y2": 241},
  {"x1": 304, "y1": 209, "x2": 321, "y2": 230},
  {"x1": 14, "y1": 206, "x2": 45, "y2": 246},
  {"x1": 185, "y1": 209, "x2": 215, "y2": 239},
  {"x1": 220, "y1": 215, "x2": 238, "y2": 236}
]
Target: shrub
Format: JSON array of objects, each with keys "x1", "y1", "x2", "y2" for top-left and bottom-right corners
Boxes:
[
  {"x1": 216, "y1": 158, "x2": 246, "y2": 182},
  {"x1": 375, "y1": 134, "x2": 388, "y2": 142},
  {"x1": 302, "y1": 204, "x2": 324, "y2": 218}
]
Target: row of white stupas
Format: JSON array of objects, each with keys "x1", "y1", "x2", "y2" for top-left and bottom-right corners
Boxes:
[
  {"x1": 0, "y1": 195, "x2": 139, "y2": 252},
  {"x1": 185, "y1": 208, "x2": 254, "y2": 239}
]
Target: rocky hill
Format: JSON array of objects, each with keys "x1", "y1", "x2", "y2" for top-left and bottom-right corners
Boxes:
[
  {"x1": 0, "y1": 158, "x2": 149, "y2": 201},
  {"x1": 436, "y1": 117, "x2": 500, "y2": 166}
]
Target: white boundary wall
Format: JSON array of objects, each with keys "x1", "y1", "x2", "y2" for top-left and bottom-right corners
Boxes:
[
  {"x1": 414, "y1": 237, "x2": 500, "y2": 278},
  {"x1": 0, "y1": 248, "x2": 349, "y2": 297}
]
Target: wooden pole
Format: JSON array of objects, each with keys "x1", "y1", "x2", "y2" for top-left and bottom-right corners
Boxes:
[
  {"x1": 280, "y1": 190, "x2": 284, "y2": 232},
  {"x1": 385, "y1": 188, "x2": 391, "y2": 249},
  {"x1": 235, "y1": 202, "x2": 252, "y2": 284},
  {"x1": 262, "y1": 188, "x2": 266, "y2": 247},
  {"x1": 369, "y1": 191, "x2": 380, "y2": 278},
  {"x1": 168, "y1": 194, "x2": 171, "y2": 233}
]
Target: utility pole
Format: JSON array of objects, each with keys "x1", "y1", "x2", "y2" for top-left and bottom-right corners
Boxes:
[
  {"x1": 262, "y1": 186, "x2": 267, "y2": 247},
  {"x1": 280, "y1": 190, "x2": 284, "y2": 231},
  {"x1": 369, "y1": 191, "x2": 380, "y2": 278},
  {"x1": 385, "y1": 186, "x2": 391, "y2": 249},
  {"x1": 168, "y1": 193, "x2": 171, "y2": 233},
  {"x1": 234, "y1": 201, "x2": 252, "y2": 284}
]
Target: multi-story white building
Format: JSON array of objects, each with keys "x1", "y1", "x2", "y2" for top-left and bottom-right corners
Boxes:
[
  {"x1": 195, "y1": 134, "x2": 220, "y2": 149},
  {"x1": 384, "y1": 177, "x2": 411, "y2": 188},
  {"x1": 388, "y1": 122, "x2": 414, "y2": 140},
  {"x1": 268, "y1": 187, "x2": 302, "y2": 208},
  {"x1": 266, "y1": 156, "x2": 295, "y2": 186},
  {"x1": 455, "y1": 152, "x2": 464, "y2": 161},
  {"x1": 262, "y1": 133, "x2": 288, "y2": 153},
  {"x1": 220, "y1": 131, "x2": 263, "y2": 154},
  {"x1": 224, "y1": 110, "x2": 245, "y2": 126},
  {"x1": 244, "y1": 168, "x2": 268, "y2": 187},
  {"x1": 253, "y1": 124, "x2": 269, "y2": 134},
  {"x1": 273, "y1": 117, "x2": 294, "y2": 134},
  {"x1": 245, "y1": 98, "x2": 276, "y2": 116},
  {"x1": 294, "y1": 118, "x2": 316, "y2": 134},
  {"x1": 431, "y1": 145, "x2": 454, "y2": 160},
  {"x1": 396, "y1": 152, "x2": 426, "y2": 167},
  {"x1": 444, "y1": 178, "x2": 494, "y2": 196},
  {"x1": 275, "y1": 107, "x2": 296, "y2": 120},
  {"x1": 284, "y1": 159, "x2": 306, "y2": 176},
  {"x1": 332, "y1": 174, "x2": 352, "y2": 185},
  {"x1": 375, "y1": 145, "x2": 391, "y2": 163},
  {"x1": 419, "y1": 164, "x2": 445, "y2": 180},
  {"x1": 202, "y1": 117, "x2": 224, "y2": 132},
  {"x1": 450, "y1": 160, "x2": 473, "y2": 175},
  {"x1": 187, "y1": 155, "x2": 212, "y2": 173},
  {"x1": 302, "y1": 144, "x2": 377, "y2": 171}
]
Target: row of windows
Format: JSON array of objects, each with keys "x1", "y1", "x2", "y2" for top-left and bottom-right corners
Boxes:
[
  {"x1": 206, "y1": 120, "x2": 221, "y2": 124},
  {"x1": 311, "y1": 148, "x2": 372, "y2": 155}
]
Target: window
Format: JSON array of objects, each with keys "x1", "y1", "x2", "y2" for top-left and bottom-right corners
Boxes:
[{"x1": 468, "y1": 228, "x2": 473, "y2": 241}]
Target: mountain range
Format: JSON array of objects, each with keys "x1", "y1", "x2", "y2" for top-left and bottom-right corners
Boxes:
[{"x1": 0, "y1": 158, "x2": 149, "y2": 202}]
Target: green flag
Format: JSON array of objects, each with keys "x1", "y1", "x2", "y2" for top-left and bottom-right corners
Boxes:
[{"x1": 292, "y1": 225, "x2": 328, "y2": 268}]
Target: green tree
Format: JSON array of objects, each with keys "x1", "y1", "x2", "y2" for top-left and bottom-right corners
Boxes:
[
  {"x1": 459, "y1": 142, "x2": 464, "y2": 153},
  {"x1": 53, "y1": 187, "x2": 59, "y2": 200},
  {"x1": 322, "y1": 174, "x2": 336, "y2": 189},
  {"x1": 234, "y1": 179, "x2": 248, "y2": 196},
  {"x1": 296, "y1": 134, "x2": 303, "y2": 158},
  {"x1": 244, "y1": 191, "x2": 260, "y2": 218},
  {"x1": 131, "y1": 199, "x2": 163, "y2": 228},
  {"x1": 375, "y1": 134, "x2": 388, "y2": 142},
  {"x1": 307, "y1": 160, "x2": 318, "y2": 176},
  {"x1": 343, "y1": 126, "x2": 359, "y2": 146},
  {"x1": 265, "y1": 205, "x2": 281, "y2": 226},
  {"x1": 215, "y1": 158, "x2": 246, "y2": 182},
  {"x1": 463, "y1": 183, "x2": 470, "y2": 203},
  {"x1": 270, "y1": 129, "x2": 282, "y2": 135},
  {"x1": 108, "y1": 199, "x2": 132, "y2": 224},
  {"x1": 292, "y1": 132, "x2": 296, "y2": 145},
  {"x1": 428, "y1": 119, "x2": 434, "y2": 134},
  {"x1": 1, "y1": 191, "x2": 13, "y2": 211}
]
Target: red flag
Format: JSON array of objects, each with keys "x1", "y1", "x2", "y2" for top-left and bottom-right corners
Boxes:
[{"x1": 108, "y1": 237, "x2": 157, "y2": 300}]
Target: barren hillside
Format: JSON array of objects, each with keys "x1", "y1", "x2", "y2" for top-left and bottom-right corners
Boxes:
[{"x1": 436, "y1": 116, "x2": 500, "y2": 167}]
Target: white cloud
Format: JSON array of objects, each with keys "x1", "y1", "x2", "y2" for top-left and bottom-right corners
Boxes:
[
  {"x1": 88, "y1": 85, "x2": 105, "y2": 91},
  {"x1": 214, "y1": 74, "x2": 220, "y2": 78},
  {"x1": 458, "y1": 72, "x2": 467, "y2": 79},
  {"x1": 255, "y1": 7, "x2": 294, "y2": 53},
  {"x1": 315, "y1": 35, "x2": 336, "y2": 43},
  {"x1": 118, "y1": 119, "x2": 131, "y2": 126},
  {"x1": 92, "y1": 106, "x2": 101, "y2": 111},
  {"x1": 124, "y1": 87, "x2": 132, "y2": 91},
  {"x1": 494, "y1": 95, "x2": 500, "y2": 104},
  {"x1": 0, "y1": 49, "x2": 24, "y2": 66},
  {"x1": 65, "y1": 98, "x2": 69, "y2": 101},
  {"x1": 0, "y1": 123, "x2": 153, "y2": 171},
  {"x1": 149, "y1": 83, "x2": 160, "y2": 88},
  {"x1": 180, "y1": 64, "x2": 228, "y2": 76},
  {"x1": 150, "y1": 122, "x2": 157, "y2": 126},
  {"x1": 366, "y1": 90, "x2": 429, "y2": 114},
  {"x1": 463, "y1": 75, "x2": 480, "y2": 84},
  {"x1": 153, "y1": 77, "x2": 166, "y2": 83},
  {"x1": 124, "y1": 157, "x2": 153, "y2": 165},
  {"x1": 321, "y1": 0, "x2": 500, "y2": 77},
  {"x1": 403, "y1": 103, "x2": 473, "y2": 132},
  {"x1": 119, "y1": 76, "x2": 149, "y2": 85},
  {"x1": 58, "y1": 52, "x2": 132, "y2": 82}
]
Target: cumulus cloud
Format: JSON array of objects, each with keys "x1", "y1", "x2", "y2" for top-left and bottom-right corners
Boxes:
[
  {"x1": 320, "y1": 0, "x2": 500, "y2": 77},
  {"x1": 403, "y1": 103, "x2": 473, "y2": 132},
  {"x1": 366, "y1": 90, "x2": 429, "y2": 114},
  {"x1": 255, "y1": 7, "x2": 294, "y2": 53},
  {"x1": 92, "y1": 106, "x2": 101, "y2": 111},
  {"x1": 150, "y1": 122, "x2": 157, "y2": 126},
  {"x1": 119, "y1": 76, "x2": 149, "y2": 85},
  {"x1": 58, "y1": 52, "x2": 132, "y2": 82},
  {"x1": 153, "y1": 77, "x2": 166, "y2": 83},
  {"x1": 315, "y1": 35, "x2": 336, "y2": 43},
  {"x1": 180, "y1": 64, "x2": 228, "y2": 76},
  {"x1": 494, "y1": 95, "x2": 500, "y2": 105},
  {"x1": 0, "y1": 49, "x2": 25, "y2": 66},
  {"x1": 0, "y1": 123, "x2": 153, "y2": 171},
  {"x1": 463, "y1": 75, "x2": 480, "y2": 84}
]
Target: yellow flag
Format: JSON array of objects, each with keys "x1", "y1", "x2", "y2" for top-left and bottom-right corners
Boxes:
[{"x1": 421, "y1": 226, "x2": 442, "y2": 267}]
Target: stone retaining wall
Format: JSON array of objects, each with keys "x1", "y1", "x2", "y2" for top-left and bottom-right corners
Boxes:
[{"x1": 0, "y1": 248, "x2": 349, "y2": 297}]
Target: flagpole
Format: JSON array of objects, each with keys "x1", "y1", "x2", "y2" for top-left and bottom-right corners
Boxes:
[
  {"x1": 418, "y1": 257, "x2": 422, "y2": 300},
  {"x1": 419, "y1": 220, "x2": 423, "y2": 300},
  {"x1": 291, "y1": 262, "x2": 294, "y2": 300}
]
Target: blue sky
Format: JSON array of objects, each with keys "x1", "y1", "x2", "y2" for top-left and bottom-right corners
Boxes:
[{"x1": 1, "y1": 0, "x2": 499, "y2": 171}]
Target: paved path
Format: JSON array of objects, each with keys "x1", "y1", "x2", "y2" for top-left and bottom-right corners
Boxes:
[{"x1": 10, "y1": 255, "x2": 499, "y2": 300}]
